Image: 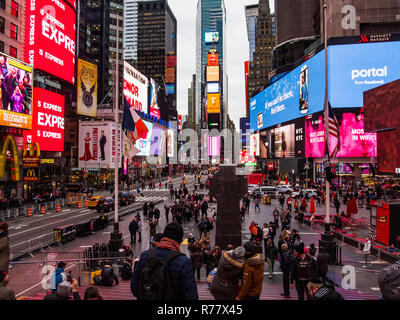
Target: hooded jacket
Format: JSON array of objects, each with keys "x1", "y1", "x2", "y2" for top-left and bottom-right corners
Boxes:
[
  {"x1": 50, "y1": 267, "x2": 67, "y2": 293},
  {"x1": 236, "y1": 253, "x2": 265, "y2": 299},
  {"x1": 210, "y1": 251, "x2": 244, "y2": 300},
  {"x1": 0, "y1": 230, "x2": 9, "y2": 272}
]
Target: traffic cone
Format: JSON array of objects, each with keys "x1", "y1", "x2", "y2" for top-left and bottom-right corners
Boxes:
[
  {"x1": 27, "y1": 208, "x2": 32, "y2": 217},
  {"x1": 41, "y1": 206, "x2": 45, "y2": 215},
  {"x1": 56, "y1": 204, "x2": 61, "y2": 212},
  {"x1": 78, "y1": 201, "x2": 82, "y2": 209},
  {"x1": 84, "y1": 200, "x2": 88, "y2": 207}
]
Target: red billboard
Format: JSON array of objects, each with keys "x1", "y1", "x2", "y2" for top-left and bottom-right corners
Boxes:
[
  {"x1": 24, "y1": 88, "x2": 65, "y2": 152},
  {"x1": 25, "y1": 0, "x2": 76, "y2": 84},
  {"x1": 166, "y1": 55, "x2": 177, "y2": 68},
  {"x1": 208, "y1": 53, "x2": 218, "y2": 66}
]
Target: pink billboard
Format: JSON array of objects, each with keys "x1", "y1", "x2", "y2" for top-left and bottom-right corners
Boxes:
[
  {"x1": 208, "y1": 136, "x2": 220, "y2": 156},
  {"x1": 305, "y1": 112, "x2": 377, "y2": 158}
]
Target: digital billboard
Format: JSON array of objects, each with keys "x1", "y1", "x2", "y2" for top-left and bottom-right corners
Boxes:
[
  {"x1": 250, "y1": 133, "x2": 260, "y2": 157},
  {"x1": 205, "y1": 32, "x2": 219, "y2": 43},
  {"x1": 206, "y1": 66, "x2": 220, "y2": 82},
  {"x1": 208, "y1": 53, "x2": 218, "y2": 66},
  {"x1": 273, "y1": 124, "x2": 295, "y2": 158},
  {"x1": 165, "y1": 55, "x2": 177, "y2": 68},
  {"x1": 0, "y1": 53, "x2": 33, "y2": 129},
  {"x1": 149, "y1": 78, "x2": 160, "y2": 119},
  {"x1": 167, "y1": 129, "x2": 175, "y2": 158},
  {"x1": 123, "y1": 61, "x2": 148, "y2": 113},
  {"x1": 207, "y1": 93, "x2": 220, "y2": 114},
  {"x1": 150, "y1": 125, "x2": 165, "y2": 157},
  {"x1": 78, "y1": 121, "x2": 121, "y2": 169},
  {"x1": 208, "y1": 136, "x2": 220, "y2": 157},
  {"x1": 207, "y1": 82, "x2": 219, "y2": 94},
  {"x1": 250, "y1": 50, "x2": 325, "y2": 131},
  {"x1": 77, "y1": 59, "x2": 97, "y2": 117},
  {"x1": 135, "y1": 120, "x2": 153, "y2": 156},
  {"x1": 329, "y1": 41, "x2": 400, "y2": 108},
  {"x1": 305, "y1": 112, "x2": 377, "y2": 158},
  {"x1": 23, "y1": 88, "x2": 65, "y2": 152},
  {"x1": 165, "y1": 68, "x2": 175, "y2": 83},
  {"x1": 166, "y1": 84, "x2": 175, "y2": 95},
  {"x1": 25, "y1": 0, "x2": 76, "y2": 84}
]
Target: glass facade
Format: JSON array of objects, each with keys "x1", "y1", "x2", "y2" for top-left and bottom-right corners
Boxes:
[{"x1": 245, "y1": 5, "x2": 258, "y2": 64}]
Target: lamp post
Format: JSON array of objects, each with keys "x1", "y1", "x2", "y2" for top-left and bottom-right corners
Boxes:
[{"x1": 70, "y1": 146, "x2": 78, "y2": 182}]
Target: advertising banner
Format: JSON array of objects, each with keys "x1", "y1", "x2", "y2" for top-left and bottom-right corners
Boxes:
[
  {"x1": 329, "y1": 41, "x2": 400, "y2": 108},
  {"x1": 23, "y1": 88, "x2": 65, "y2": 152},
  {"x1": 150, "y1": 125, "x2": 166, "y2": 157},
  {"x1": 123, "y1": 61, "x2": 148, "y2": 113},
  {"x1": 134, "y1": 120, "x2": 153, "y2": 156},
  {"x1": 165, "y1": 55, "x2": 177, "y2": 68},
  {"x1": 78, "y1": 121, "x2": 121, "y2": 168},
  {"x1": 167, "y1": 129, "x2": 175, "y2": 158},
  {"x1": 208, "y1": 136, "x2": 220, "y2": 157},
  {"x1": 250, "y1": 133, "x2": 260, "y2": 157},
  {"x1": 207, "y1": 93, "x2": 221, "y2": 114},
  {"x1": 149, "y1": 78, "x2": 160, "y2": 119},
  {"x1": 208, "y1": 53, "x2": 219, "y2": 66},
  {"x1": 166, "y1": 84, "x2": 175, "y2": 95},
  {"x1": 305, "y1": 112, "x2": 377, "y2": 158},
  {"x1": 0, "y1": 53, "x2": 33, "y2": 129},
  {"x1": 206, "y1": 66, "x2": 220, "y2": 82},
  {"x1": 273, "y1": 124, "x2": 295, "y2": 158},
  {"x1": 77, "y1": 59, "x2": 97, "y2": 117},
  {"x1": 205, "y1": 32, "x2": 219, "y2": 43},
  {"x1": 207, "y1": 82, "x2": 219, "y2": 94},
  {"x1": 165, "y1": 68, "x2": 175, "y2": 83},
  {"x1": 178, "y1": 115, "x2": 182, "y2": 131},
  {"x1": 25, "y1": 0, "x2": 76, "y2": 84}
]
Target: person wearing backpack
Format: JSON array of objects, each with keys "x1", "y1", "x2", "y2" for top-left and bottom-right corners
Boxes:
[
  {"x1": 290, "y1": 243, "x2": 316, "y2": 300},
  {"x1": 131, "y1": 222, "x2": 199, "y2": 300},
  {"x1": 279, "y1": 243, "x2": 294, "y2": 297}
]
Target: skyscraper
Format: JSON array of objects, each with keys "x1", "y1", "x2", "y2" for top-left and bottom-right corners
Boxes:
[
  {"x1": 195, "y1": 0, "x2": 227, "y2": 133},
  {"x1": 245, "y1": 4, "x2": 259, "y2": 64},
  {"x1": 123, "y1": 0, "x2": 138, "y2": 63},
  {"x1": 187, "y1": 74, "x2": 196, "y2": 130}
]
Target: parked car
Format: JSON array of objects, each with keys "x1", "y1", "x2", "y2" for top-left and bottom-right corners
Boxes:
[
  {"x1": 261, "y1": 186, "x2": 277, "y2": 199},
  {"x1": 88, "y1": 196, "x2": 103, "y2": 209},
  {"x1": 119, "y1": 191, "x2": 136, "y2": 206},
  {"x1": 277, "y1": 185, "x2": 293, "y2": 194},
  {"x1": 291, "y1": 189, "x2": 318, "y2": 199},
  {"x1": 96, "y1": 197, "x2": 115, "y2": 213}
]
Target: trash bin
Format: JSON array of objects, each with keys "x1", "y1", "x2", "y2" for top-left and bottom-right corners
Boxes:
[{"x1": 54, "y1": 224, "x2": 76, "y2": 244}]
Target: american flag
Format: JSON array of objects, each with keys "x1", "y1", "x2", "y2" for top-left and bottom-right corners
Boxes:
[{"x1": 328, "y1": 104, "x2": 340, "y2": 157}]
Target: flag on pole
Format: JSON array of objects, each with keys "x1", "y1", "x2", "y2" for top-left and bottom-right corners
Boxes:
[
  {"x1": 122, "y1": 98, "x2": 149, "y2": 142},
  {"x1": 123, "y1": 130, "x2": 141, "y2": 159},
  {"x1": 328, "y1": 103, "x2": 340, "y2": 157}
]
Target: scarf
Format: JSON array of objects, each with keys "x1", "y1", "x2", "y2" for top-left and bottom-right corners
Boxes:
[{"x1": 158, "y1": 237, "x2": 181, "y2": 253}]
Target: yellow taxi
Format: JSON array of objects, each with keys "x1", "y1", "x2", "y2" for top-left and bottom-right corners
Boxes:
[{"x1": 88, "y1": 196, "x2": 103, "y2": 209}]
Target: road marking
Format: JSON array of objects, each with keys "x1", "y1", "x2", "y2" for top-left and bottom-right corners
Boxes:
[
  {"x1": 80, "y1": 245, "x2": 92, "y2": 248},
  {"x1": 370, "y1": 287, "x2": 381, "y2": 291},
  {"x1": 357, "y1": 261, "x2": 388, "y2": 264},
  {"x1": 299, "y1": 232, "x2": 319, "y2": 235},
  {"x1": 63, "y1": 209, "x2": 71, "y2": 212},
  {"x1": 263, "y1": 272, "x2": 283, "y2": 275},
  {"x1": 81, "y1": 209, "x2": 91, "y2": 213}
]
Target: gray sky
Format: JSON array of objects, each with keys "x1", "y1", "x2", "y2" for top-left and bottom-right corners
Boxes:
[{"x1": 168, "y1": 0, "x2": 275, "y2": 130}]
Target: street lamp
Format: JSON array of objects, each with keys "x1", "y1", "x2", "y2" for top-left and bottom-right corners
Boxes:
[{"x1": 70, "y1": 146, "x2": 78, "y2": 181}]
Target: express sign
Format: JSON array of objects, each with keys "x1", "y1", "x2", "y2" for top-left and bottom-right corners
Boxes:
[
  {"x1": 24, "y1": 88, "x2": 65, "y2": 152},
  {"x1": 25, "y1": 0, "x2": 76, "y2": 84}
]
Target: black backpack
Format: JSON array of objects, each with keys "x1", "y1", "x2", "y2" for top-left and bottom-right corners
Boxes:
[
  {"x1": 297, "y1": 256, "x2": 312, "y2": 281},
  {"x1": 137, "y1": 248, "x2": 183, "y2": 300}
]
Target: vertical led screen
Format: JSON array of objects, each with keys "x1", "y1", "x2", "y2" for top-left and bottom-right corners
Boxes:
[
  {"x1": 149, "y1": 78, "x2": 160, "y2": 119},
  {"x1": 123, "y1": 61, "x2": 148, "y2": 113},
  {"x1": 135, "y1": 120, "x2": 153, "y2": 156},
  {"x1": 208, "y1": 137, "x2": 220, "y2": 157},
  {"x1": 250, "y1": 133, "x2": 260, "y2": 157},
  {"x1": 150, "y1": 125, "x2": 165, "y2": 157},
  {"x1": 273, "y1": 124, "x2": 295, "y2": 158},
  {"x1": 25, "y1": 0, "x2": 76, "y2": 84}
]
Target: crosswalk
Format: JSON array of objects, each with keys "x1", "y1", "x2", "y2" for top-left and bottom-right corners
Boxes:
[{"x1": 135, "y1": 195, "x2": 169, "y2": 203}]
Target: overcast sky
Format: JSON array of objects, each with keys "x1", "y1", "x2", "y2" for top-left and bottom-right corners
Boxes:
[{"x1": 168, "y1": 0, "x2": 275, "y2": 130}]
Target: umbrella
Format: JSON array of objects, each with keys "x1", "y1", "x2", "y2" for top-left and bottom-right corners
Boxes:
[{"x1": 309, "y1": 197, "x2": 316, "y2": 215}]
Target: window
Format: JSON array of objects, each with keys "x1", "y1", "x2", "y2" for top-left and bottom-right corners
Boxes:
[
  {"x1": 11, "y1": 1, "x2": 18, "y2": 17},
  {"x1": 9, "y1": 46, "x2": 17, "y2": 58},
  {"x1": 0, "y1": 41, "x2": 3, "y2": 53},
  {"x1": 0, "y1": 0, "x2": 4, "y2": 10},
  {"x1": 10, "y1": 23, "x2": 17, "y2": 40},
  {"x1": 0, "y1": 17, "x2": 4, "y2": 33}
]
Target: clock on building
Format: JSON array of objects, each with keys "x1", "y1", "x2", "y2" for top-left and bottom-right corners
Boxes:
[{"x1": 260, "y1": 10, "x2": 270, "y2": 21}]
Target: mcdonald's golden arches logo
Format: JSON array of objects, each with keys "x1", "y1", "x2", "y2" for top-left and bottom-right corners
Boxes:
[{"x1": 0, "y1": 135, "x2": 20, "y2": 181}]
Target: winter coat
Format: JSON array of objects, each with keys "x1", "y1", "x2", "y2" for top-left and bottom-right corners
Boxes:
[
  {"x1": 317, "y1": 252, "x2": 330, "y2": 273},
  {"x1": 206, "y1": 246, "x2": 222, "y2": 269},
  {"x1": 265, "y1": 245, "x2": 278, "y2": 260},
  {"x1": 201, "y1": 232, "x2": 211, "y2": 249},
  {"x1": 236, "y1": 253, "x2": 265, "y2": 299},
  {"x1": 0, "y1": 283, "x2": 15, "y2": 300},
  {"x1": 290, "y1": 254, "x2": 317, "y2": 284},
  {"x1": 129, "y1": 220, "x2": 138, "y2": 233},
  {"x1": 50, "y1": 267, "x2": 67, "y2": 293},
  {"x1": 43, "y1": 291, "x2": 81, "y2": 300},
  {"x1": 131, "y1": 237, "x2": 199, "y2": 300},
  {"x1": 0, "y1": 230, "x2": 9, "y2": 272},
  {"x1": 190, "y1": 242, "x2": 203, "y2": 269},
  {"x1": 279, "y1": 250, "x2": 294, "y2": 272},
  {"x1": 101, "y1": 265, "x2": 119, "y2": 286},
  {"x1": 210, "y1": 251, "x2": 244, "y2": 300}
]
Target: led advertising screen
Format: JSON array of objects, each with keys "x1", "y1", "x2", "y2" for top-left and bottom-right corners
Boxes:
[
  {"x1": 0, "y1": 53, "x2": 33, "y2": 129},
  {"x1": 329, "y1": 41, "x2": 400, "y2": 108},
  {"x1": 78, "y1": 121, "x2": 121, "y2": 169},
  {"x1": 208, "y1": 53, "x2": 219, "y2": 66},
  {"x1": 23, "y1": 88, "x2": 65, "y2": 152},
  {"x1": 167, "y1": 129, "x2": 175, "y2": 158},
  {"x1": 305, "y1": 112, "x2": 377, "y2": 158},
  {"x1": 165, "y1": 55, "x2": 177, "y2": 68},
  {"x1": 250, "y1": 133, "x2": 260, "y2": 157},
  {"x1": 205, "y1": 32, "x2": 220, "y2": 43},
  {"x1": 166, "y1": 84, "x2": 175, "y2": 95},
  {"x1": 135, "y1": 120, "x2": 153, "y2": 156},
  {"x1": 150, "y1": 125, "x2": 165, "y2": 157},
  {"x1": 207, "y1": 93, "x2": 220, "y2": 114},
  {"x1": 206, "y1": 66, "x2": 220, "y2": 82},
  {"x1": 77, "y1": 59, "x2": 97, "y2": 117},
  {"x1": 208, "y1": 136, "x2": 220, "y2": 157},
  {"x1": 273, "y1": 124, "x2": 295, "y2": 158},
  {"x1": 149, "y1": 78, "x2": 160, "y2": 119},
  {"x1": 25, "y1": 0, "x2": 76, "y2": 84},
  {"x1": 165, "y1": 68, "x2": 175, "y2": 83},
  {"x1": 123, "y1": 61, "x2": 148, "y2": 113},
  {"x1": 250, "y1": 50, "x2": 325, "y2": 131},
  {"x1": 207, "y1": 82, "x2": 219, "y2": 94}
]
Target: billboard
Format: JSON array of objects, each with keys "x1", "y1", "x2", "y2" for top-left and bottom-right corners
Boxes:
[
  {"x1": 23, "y1": 88, "x2": 65, "y2": 152},
  {"x1": 207, "y1": 93, "x2": 220, "y2": 114},
  {"x1": 329, "y1": 41, "x2": 400, "y2": 108},
  {"x1": 167, "y1": 129, "x2": 175, "y2": 158},
  {"x1": 273, "y1": 124, "x2": 295, "y2": 158},
  {"x1": 0, "y1": 53, "x2": 33, "y2": 129},
  {"x1": 250, "y1": 50, "x2": 325, "y2": 131},
  {"x1": 123, "y1": 61, "x2": 148, "y2": 113},
  {"x1": 134, "y1": 120, "x2": 153, "y2": 156},
  {"x1": 25, "y1": 0, "x2": 76, "y2": 84},
  {"x1": 207, "y1": 82, "x2": 219, "y2": 94},
  {"x1": 208, "y1": 136, "x2": 220, "y2": 156},
  {"x1": 205, "y1": 32, "x2": 219, "y2": 43},
  {"x1": 250, "y1": 133, "x2": 260, "y2": 157},
  {"x1": 165, "y1": 68, "x2": 175, "y2": 83},
  {"x1": 150, "y1": 125, "x2": 166, "y2": 157},
  {"x1": 78, "y1": 121, "x2": 121, "y2": 168},
  {"x1": 165, "y1": 55, "x2": 177, "y2": 68},
  {"x1": 305, "y1": 112, "x2": 377, "y2": 158},
  {"x1": 208, "y1": 53, "x2": 219, "y2": 66},
  {"x1": 77, "y1": 59, "x2": 97, "y2": 117},
  {"x1": 166, "y1": 84, "x2": 175, "y2": 95},
  {"x1": 206, "y1": 66, "x2": 220, "y2": 82},
  {"x1": 149, "y1": 78, "x2": 160, "y2": 119}
]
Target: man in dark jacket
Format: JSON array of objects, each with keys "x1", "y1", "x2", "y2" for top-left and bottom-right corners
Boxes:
[
  {"x1": 317, "y1": 247, "x2": 330, "y2": 284},
  {"x1": 307, "y1": 276, "x2": 344, "y2": 300},
  {"x1": 129, "y1": 217, "x2": 139, "y2": 244},
  {"x1": 100, "y1": 261, "x2": 119, "y2": 286},
  {"x1": 131, "y1": 222, "x2": 199, "y2": 300},
  {"x1": 44, "y1": 280, "x2": 81, "y2": 300},
  {"x1": 201, "y1": 200, "x2": 208, "y2": 219},
  {"x1": 279, "y1": 243, "x2": 293, "y2": 297}
]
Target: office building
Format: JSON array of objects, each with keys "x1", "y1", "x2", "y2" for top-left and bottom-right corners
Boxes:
[{"x1": 123, "y1": 0, "x2": 138, "y2": 63}]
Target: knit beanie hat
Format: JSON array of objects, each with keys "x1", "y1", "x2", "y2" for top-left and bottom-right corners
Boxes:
[
  {"x1": 231, "y1": 246, "x2": 246, "y2": 260},
  {"x1": 243, "y1": 241, "x2": 257, "y2": 254},
  {"x1": 163, "y1": 222, "x2": 184, "y2": 243},
  {"x1": 57, "y1": 281, "x2": 72, "y2": 298}
]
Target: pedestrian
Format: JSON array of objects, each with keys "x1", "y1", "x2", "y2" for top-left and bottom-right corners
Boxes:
[
  {"x1": 83, "y1": 287, "x2": 104, "y2": 300},
  {"x1": 200, "y1": 231, "x2": 211, "y2": 251},
  {"x1": 279, "y1": 243, "x2": 293, "y2": 297},
  {"x1": 136, "y1": 214, "x2": 142, "y2": 242},
  {"x1": 363, "y1": 237, "x2": 372, "y2": 267},
  {"x1": 44, "y1": 280, "x2": 81, "y2": 300},
  {"x1": 290, "y1": 243, "x2": 317, "y2": 300},
  {"x1": 0, "y1": 222, "x2": 10, "y2": 273},
  {"x1": 308, "y1": 243, "x2": 317, "y2": 257},
  {"x1": 265, "y1": 239, "x2": 278, "y2": 280},
  {"x1": 205, "y1": 246, "x2": 222, "y2": 276},
  {"x1": 235, "y1": 241, "x2": 265, "y2": 300},
  {"x1": 262, "y1": 223, "x2": 270, "y2": 255},
  {"x1": 128, "y1": 217, "x2": 139, "y2": 244},
  {"x1": 154, "y1": 207, "x2": 161, "y2": 222},
  {"x1": 50, "y1": 261, "x2": 67, "y2": 293},
  {"x1": 287, "y1": 197, "x2": 292, "y2": 212},
  {"x1": 279, "y1": 194, "x2": 285, "y2": 209},
  {"x1": 273, "y1": 208, "x2": 280, "y2": 228},
  {"x1": 334, "y1": 196, "x2": 340, "y2": 215},
  {"x1": 142, "y1": 202, "x2": 148, "y2": 220},
  {"x1": 307, "y1": 276, "x2": 344, "y2": 300},
  {"x1": 254, "y1": 198, "x2": 260, "y2": 212},
  {"x1": 187, "y1": 233, "x2": 196, "y2": 248},
  {"x1": 131, "y1": 222, "x2": 199, "y2": 300},
  {"x1": 148, "y1": 218, "x2": 159, "y2": 245},
  {"x1": 316, "y1": 247, "x2": 330, "y2": 284},
  {"x1": 164, "y1": 204, "x2": 170, "y2": 223},
  {"x1": 0, "y1": 271, "x2": 15, "y2": 300},
  {"x1": 189, "y1": 240, "x2": 203, "y2": 281},
  {"x1": 210, "y1": 246, "x2": 245, "y2": 300},
  {"x1": 99, "y1": 261, "x2": 119, "y2": 286}
]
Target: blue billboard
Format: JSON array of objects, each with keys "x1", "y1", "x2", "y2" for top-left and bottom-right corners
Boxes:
[
  {"x1": 250, "y1": 50, "x2": 325, "y2": 132},
  {"x1": 329, "y1": 41, "x2": 400, "y2": 108}
]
